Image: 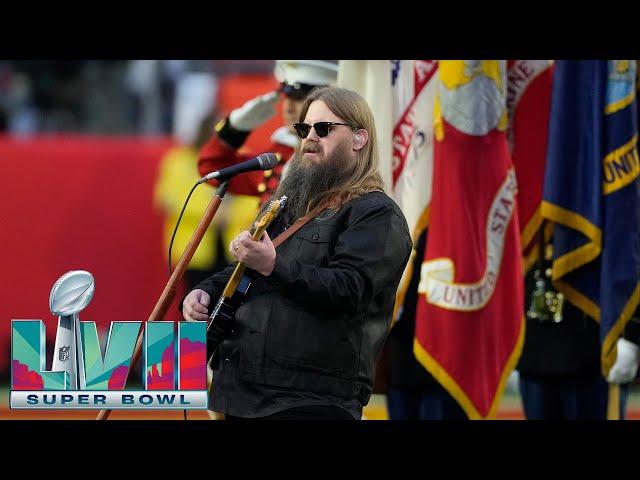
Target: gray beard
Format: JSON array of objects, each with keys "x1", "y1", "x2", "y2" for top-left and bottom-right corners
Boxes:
[{"x1": 273, "y1": 147, "x2": 350, "y2": 223}]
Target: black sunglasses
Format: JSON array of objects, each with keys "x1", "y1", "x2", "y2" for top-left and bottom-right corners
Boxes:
[{"x1": 293, "y1": 121, "x2": 354, "y2": 139}]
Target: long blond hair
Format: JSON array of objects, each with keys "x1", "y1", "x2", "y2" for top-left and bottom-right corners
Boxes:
[{"x1": 299, "y1": 86, "x2": 384, "y2": 211}]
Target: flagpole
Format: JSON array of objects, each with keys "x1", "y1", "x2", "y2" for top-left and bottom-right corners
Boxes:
[{"x1": 607, "y1": 383, "x2": 620, "y2": 420}]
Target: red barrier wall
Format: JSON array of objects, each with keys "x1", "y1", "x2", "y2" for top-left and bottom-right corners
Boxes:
[{"x1": 0, "y1": 135, "x2": 180, "y2": 373}]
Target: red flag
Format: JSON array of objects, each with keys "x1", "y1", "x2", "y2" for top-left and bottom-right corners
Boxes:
[
  {"x1": 506, "y1": 60, "x2": 554, "y2": 270},
  {"x1": 414, "y1": 61, "x2": 525, "y2": 419}
]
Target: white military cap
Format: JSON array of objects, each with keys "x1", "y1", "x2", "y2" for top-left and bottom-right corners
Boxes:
[{"x1": 275, "y1": 60, "x2": 338, "y2": 97}]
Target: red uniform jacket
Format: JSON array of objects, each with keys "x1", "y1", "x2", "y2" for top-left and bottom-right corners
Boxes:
[{"x1": 198, "y1": 118, "x2": 297, "y2": 205}]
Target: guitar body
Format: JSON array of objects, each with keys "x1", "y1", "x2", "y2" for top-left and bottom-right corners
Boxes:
[{"x1": 206, "y1": 275, "x2": 251, "y2": 357}]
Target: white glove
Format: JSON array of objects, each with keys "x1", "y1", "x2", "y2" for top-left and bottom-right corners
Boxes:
[
  {"x1": 228, "y1": 91, "x2": 279, "y2": 131},
  {"x1": 606, "y1": 337, "x2": 640, "y2": 384}
]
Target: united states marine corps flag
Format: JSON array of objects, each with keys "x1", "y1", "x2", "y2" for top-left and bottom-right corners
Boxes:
[
  {"x1": 414, "y1": 60, "x2": 525, "y2": 419},
  {"x1": 506, "y1": 60, "x2": 554, "y2": 271},
  {"x1": 541, "y1": 61, "x2": 640, "y2": 389}
]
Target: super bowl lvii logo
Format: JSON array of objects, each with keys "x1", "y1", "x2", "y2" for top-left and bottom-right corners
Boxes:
[{"x1": 10, "y1": 271, "x2": 208, "y2": 410}]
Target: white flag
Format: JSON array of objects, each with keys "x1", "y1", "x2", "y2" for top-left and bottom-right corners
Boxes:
[
  {"x1": 338, "y1": 60, "x2": 436, "y2": 240},
  {"x1": 338, "y1": 61, "x2": 393, "y2": 192},
  {"x1": 339, "y1": 60, "x2": 438, "y2": 316}
]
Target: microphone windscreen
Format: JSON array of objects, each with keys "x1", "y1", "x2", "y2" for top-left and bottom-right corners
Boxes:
[{"x1": 258, "y1": 152, "x2": 280, "y2": 170}]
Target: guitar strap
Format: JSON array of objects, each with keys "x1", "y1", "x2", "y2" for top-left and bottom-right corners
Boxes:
[{"x1": 271, "y1": 203, "x2": 332, "y2": 249}]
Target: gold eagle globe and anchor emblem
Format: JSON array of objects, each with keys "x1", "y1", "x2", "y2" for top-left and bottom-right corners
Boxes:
[{"x1": 526, "y1": 244, "x2": 565, "y2": 323}]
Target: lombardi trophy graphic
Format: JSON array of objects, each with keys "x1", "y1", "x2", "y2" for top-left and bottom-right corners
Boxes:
[{"x1": 50, "y1": 271, "x2": 95, "y2": 390}]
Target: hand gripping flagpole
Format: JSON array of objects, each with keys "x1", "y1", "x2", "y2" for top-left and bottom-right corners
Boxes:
[{"x1": 96, "y1": 181, "x2": 229, "y2": 420}]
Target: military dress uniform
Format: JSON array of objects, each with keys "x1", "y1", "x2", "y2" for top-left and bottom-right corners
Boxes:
[
  {"x1": 517, "y1": 244, "x2": 640, "y2": 420},
  {"x1": 198, "y1": 118, "x2": 296, "y2": 205}
]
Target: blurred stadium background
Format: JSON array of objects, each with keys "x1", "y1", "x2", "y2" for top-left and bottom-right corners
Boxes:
[
  {"x1": 0, "y1": 60, "x2": 638, "y2": 420},
  {"x1": 0, "y1": 60, "x2": 280, "y2": 420}
]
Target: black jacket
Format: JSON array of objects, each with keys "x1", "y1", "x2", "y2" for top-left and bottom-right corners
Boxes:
[{"x1": 191, "y1": 191, "x2": 412, "y2": 417}]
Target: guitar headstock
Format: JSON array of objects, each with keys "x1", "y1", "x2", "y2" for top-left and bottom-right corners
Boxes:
[{"x1": 255, "y1": 196, "x2": 287, "y2": 233}]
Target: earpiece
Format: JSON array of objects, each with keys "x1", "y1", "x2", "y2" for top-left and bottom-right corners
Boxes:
[{"x1": 353, "y1": 131, "x2": 366, "y2": 150}]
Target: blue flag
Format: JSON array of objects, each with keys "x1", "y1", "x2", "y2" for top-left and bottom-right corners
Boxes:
[{"x1": 542, "y1": 60, "x2": 640, "y2": 376}]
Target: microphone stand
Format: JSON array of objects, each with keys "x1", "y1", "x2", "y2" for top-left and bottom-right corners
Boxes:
[{"x1": 96, "y1": 181, "x2": 229, "y2": 420}]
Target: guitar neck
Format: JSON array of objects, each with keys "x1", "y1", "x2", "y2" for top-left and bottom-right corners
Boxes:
[{"x1": 221, "y1": 220, "x2": 272, "y2": 298}]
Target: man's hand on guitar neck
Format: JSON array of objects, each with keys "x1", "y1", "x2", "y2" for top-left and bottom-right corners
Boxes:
[
  {"x1": 230, "y1": 230, "x2": 276, "y2": 276},
  {"x1": 183, "y1": 289, "x2": 211, "y2": 322}
]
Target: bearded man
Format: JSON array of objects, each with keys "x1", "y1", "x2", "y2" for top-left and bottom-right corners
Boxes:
[{"x1": 182, "y1": 86, "x2": 412, "y2": 420}]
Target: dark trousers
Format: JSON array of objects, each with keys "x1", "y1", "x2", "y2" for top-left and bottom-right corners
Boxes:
[
  {"x1": 225, "y1": 405, "x2": 356, "y2": 421},
  {"x1": 386, "y1": 384, "x2": 468, "y2": 420},
  {"x1": 518, "y1": 374, "x2": 629, "y2": 420}
]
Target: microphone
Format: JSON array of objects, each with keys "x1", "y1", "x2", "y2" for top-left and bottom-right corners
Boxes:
[{"x1": 198, "y1": 152, "x2": 280, "y2": 184}]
